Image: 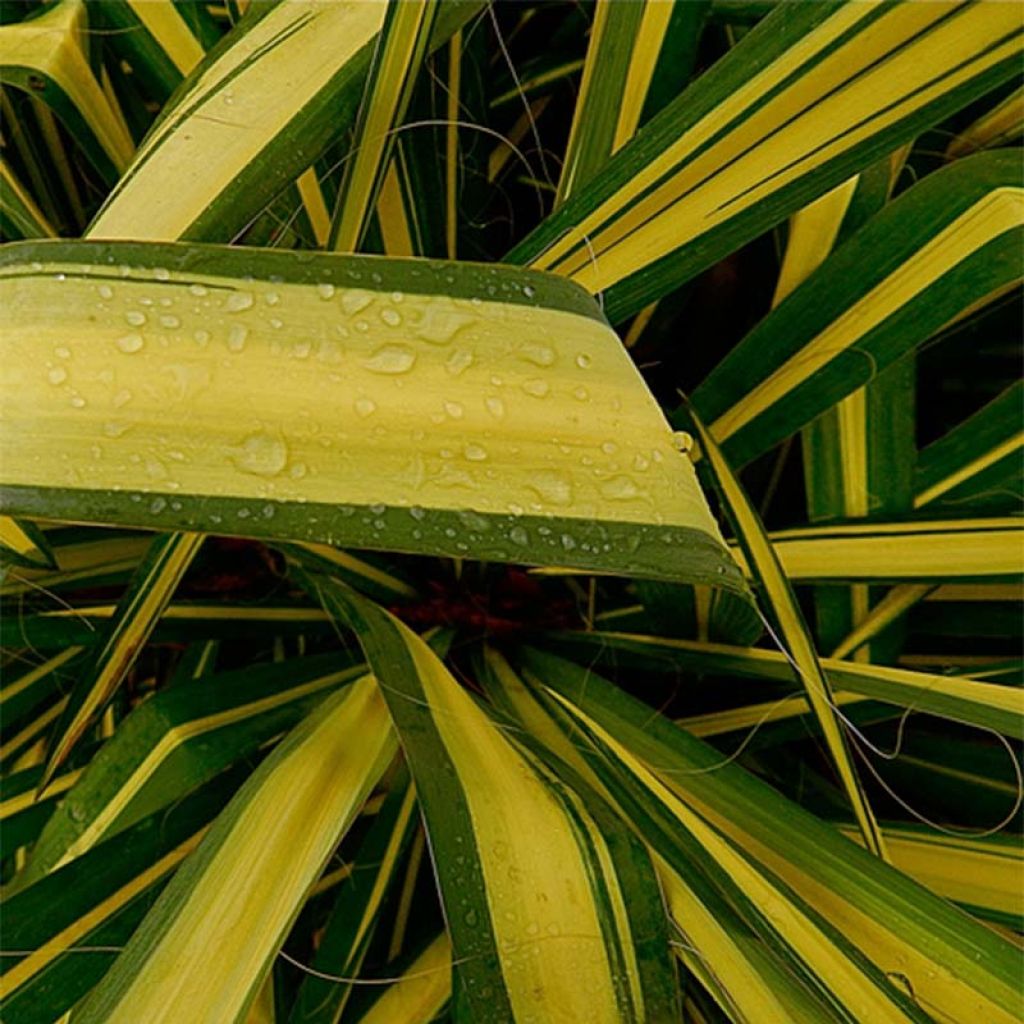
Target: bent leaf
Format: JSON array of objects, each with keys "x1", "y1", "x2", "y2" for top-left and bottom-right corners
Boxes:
[{"x1": 0, "y1": 239, "x2": 753, "y2": 623}]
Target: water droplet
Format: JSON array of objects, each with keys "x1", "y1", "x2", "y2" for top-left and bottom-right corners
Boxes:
[
  {"x1": 224, "y1": 291, "x2": 254, "y2": 312},
  {"x1": 444, "y1": 401, "x2": 464, "y2": 419},
  {"x1": 125, "y1": 310, "x2": 146, "y2": 326},
  {"x1": 189, "y1": 284, "x2": 208, "y2": 297},
  {"x1": 231, "y1": 431, "x2": 289, "y2": 477},
  {"x1": 601, "y1": 441, "x2": 617, "y2": 455},
  {"x1": 116, "y1": 333, "x2": 144, "y2": 353},
  {"x1": 363, "y1": 344, "x2": 416, "y2": 375},
  {"x1": 464, "y1": 443, "x2": 488, "y2": 461},
  {"x1": 485, "y1": 396, "x2": 506, "y2": 419},
  {"x1": 575, "y1": 352, "x2": 592, "y2": 369},
  {"x1": 113, "y1": 388, "x2": 133, "y2": 408},
  {"x1": 47, "y1": 367, "x2": 67, "y2": 385},
  {"x1": 354, "y1": 397, "x2": 377, "y2": 417},
  {"x1": 561, "y1": 534, "x2": 577, "y2": 550},
  {"x1": 521, "y1": 379, "x2": 550, "y2": 398},
  {"x1": 573, "y1": 386, "x2": 589, "y2": 402},
  {"x1": 269, "y1": 317, "x2": 283, "y2": 329},
  {"x1": 409, "y1": 505, "x2": 426, "y2": 520},
  {"x1": 523, "y1": 283, "x2": 536, "y2": 298},
  {"x1": 464, "y1": 908, "x2": 479, "y2": 927},
  {"x1": 633, "y1": 453, "x2": 650, "y2": 471},
  {"x1": 672, "y1": 430, "x2": 694, "y2": 453},
  {"x1": 153, "y1": 267, "x2": 171, "y2": 281},
  {"x1": 341, "y1": 290, "x2": 373, "y2": 316},
  {"x1": 160, "y1": 314, "x2": 181, "y2": 329},
  {"x1": 380, "y1": 307, "x2": 402, "y2": 326},
  {"x1": 228, "y1": 324, "x2": 249, "y2": 351},
  {"x1": 194, "y1": 329, "x2": 210, "y2": 346},
  {"x1": 98, "y1": 284, "x2": 114, "y2": 300},
  {"x1": 290, "y1": 462, "x2": 308, "y2": 479},
  {"x1": 317, "y1": 283, "x2": 336, "y2": 300},
  {"x1": 293, "y1": 340, "x2": 311, "y2": 359},
  {"x1": 150, "y1": 496, "x2": 167, "y2": 514},
  {"x1": 415, "y1": 307, "x2": 475, "y2": 344},
  {"x1": 518, "y1": 343, "x2": 555, "y2": 367},
  {"x1": 53, "y1": 346, "x2": 69, "y2": 360},
  {"x1": 445, "y1": 348, "x2": 473, "y2": 376},
  {"x1": 104, "y1": 420, "x2": 129, "y2": 437},
  {"x1": 527, "y1": 470, "x2": 572, "y2": 506},
  {"x1": 600, "y1": 475, "x2": 639, "y2": 500},
  {"x1": 264, "y1": 291, "x2": 280, "y2": 306}
]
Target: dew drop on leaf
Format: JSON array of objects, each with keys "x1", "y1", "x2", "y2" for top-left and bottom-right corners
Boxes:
[
  {"x1": 231, "y1": 431, "x2": 289, "y2": 477},
  {"x1": 363, "y1": 344, "x2": 416, "y2": 375},
  {"x1": 116, "y1": 333, "x2": 144, "y2": 353},
  {"x1": 527, "y1": 470, "x2": 572, "y2": 506},
  {"x1": 125, "y1": 310, "x2": 146, "y2": 326},
  {"x1": 224, "y1": 291, "x2": 254, "y2": 313}
]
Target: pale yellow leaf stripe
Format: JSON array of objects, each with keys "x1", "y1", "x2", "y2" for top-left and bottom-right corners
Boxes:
[
  {"x1": 0, "y1": 647, "x2": 81, "y2": 710},
  {"x1": 831, "y1": 585, "x2": 932, "y2": 660},
  {"x1": 126, "y1": 0, "x2": 204, "y2": 74},
  {"x1": 657, "y1": 863, "x2": 793, "y2": 1023},
  {"x1": 0, "y1": 697, "x2": 67, "y2": 764},
  {"x1": 90, "y1": 1, "x2": 388, "y2": 241},
  {"x1": 331, "y1": 0, "x2": 436, "y2": 252},
  {"x1": 612, "y1": 0, "x2": 674, "y2": 152},
  {"x1": 300, "y1": 543, "x2": 418, "y2": 598},
  {"x1": 947, "y1": 85, "x2": 1024, "y2": 158},
  {"x1": 678, "y1": 692, "x2": 867, "y2": 739},
  {"x1": 1, "y1": 261, "x2": 721, "y2": 538},
  {"x1": 728, "y1": 518, "x2": 1024, "y2": 580},
  {"x1": 1, "y1": 162, "x2": 56, "y2": 237},
  {"x1": 914, "y1": 431, "x2": 1024, "y2": 508},
  {"x1": 1, "y1": 767, "x2": 83, "y2": 819},
  {"x1": 533, "y1": 2, "x2": 1022, "y2": 293},
  {"x1": 0, "y1": 516, "x2": 48, "y2": 564},
  {"x1": 40, "y1": 604, "x2": 330, "y2": 623},
  {"x1": 353, "y1": 934, "x2": 452, "y2": 1024},
  {"x1": 712, "y1": 187, "x2": 1024, "y2": 444}
]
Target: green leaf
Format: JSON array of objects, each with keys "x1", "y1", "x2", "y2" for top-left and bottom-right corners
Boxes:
[
  {"x1": 313, "y1": 574, "x2": 682, "y2": 1024},
  {"x1": 510, "y1": 2, "x2": 1022, "y2": 319}
]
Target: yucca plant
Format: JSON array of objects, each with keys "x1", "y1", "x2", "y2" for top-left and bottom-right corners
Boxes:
[{"x1": 1, "y1": 1, "x2": 1021, "y2": 1021}]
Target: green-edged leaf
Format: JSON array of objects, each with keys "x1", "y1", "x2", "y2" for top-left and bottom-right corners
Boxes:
[
  {"x1": 683, "y1": 401, "x2": 887, "y2": 858},
  {"x1": 71, "y1": 673, "x2": 397, "y2": 1024},
  {"x1": 835, "y1": 825, "x2": 1023, "y2": 929},
  {"x1": 541, "y1": 629, "x2": 1024, "y2": 740},
  {"x1": 16, "y1": 651, "x2": 363, "y2": 890},
  {"x1": 313, "y1": 574, "x2": 682, "y2": 1024},
  {"x1": 688, "y1": 150, "x2": 1022, "y2": 467},
  {"x1": 510, "y1": 2, "x2": 1022, "y2": 319},
  {"x1": 87, "y1": 0, "x2": 482, "y2": 243},
  {"x1": 914, "y1": 381, "x2": 1023, "y2": 512},
  {"x1": 288, "y1": 766, "x2": 419, "y2": 1024},
  {"x1": 729, "y1": 517, "x2": 1024, "y2": 581},
  {"x1": 0, "y1": 0, "x2": 134, "y2": 185},
  {"x1": 0, "y1": 770, "x2": 241, "y2": 1024},
  {"x1": 92, "y1": 0, "x2": 208, "y2": 101},
  {"x1": 0, "y1": 515, "x2": 56, "y2": 568},
  {"x1": 329, "y1": 0, "x2": 439, "y2": 252},
  {"x1": 39, "y1": 531, "x2": 203, "y2": 791},
  {"x1": 519, "y1": 646, "x2": 1023, "y2": 1024},
  {"x1": 0, "y1": 239, "x2": 753, "y2": 625},
  {"x1": 556, "y1": 0, "x2": 708, "y2": 205}
]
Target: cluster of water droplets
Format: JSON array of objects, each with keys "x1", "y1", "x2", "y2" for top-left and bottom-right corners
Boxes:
[{"x1": 27, "y1": 261, "x2": 704, "y2": 552}]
